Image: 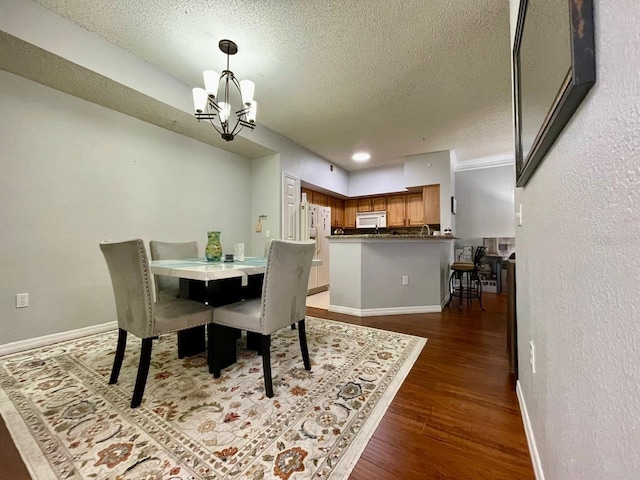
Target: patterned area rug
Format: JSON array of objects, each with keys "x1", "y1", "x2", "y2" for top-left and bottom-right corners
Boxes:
[{"x1": 0, "y1": 317, "x2": 425, "y2": 479}]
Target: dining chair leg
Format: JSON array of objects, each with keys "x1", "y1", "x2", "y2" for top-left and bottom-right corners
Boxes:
[
  {"x1": 298, "y1": 320, "x2": 311, "y2": 371},
  {"x1": 207, "y1": 323, "x2": 214, "y2": 374},
  {"x1": 448, "y1": 271, "x2": 457, "y2": 308},
  {"x1": 109, "y1": 328, "x2": 127, "y2": 385},
  {"x1": 131, "y1": 338, "x2": 153, "y2": 408},
  {"x1": 477, "y1": 277, "x2": 486, "y2": 311},
  {"x1": 261, "y1": 334, "x2": 274, "y2": 398}
]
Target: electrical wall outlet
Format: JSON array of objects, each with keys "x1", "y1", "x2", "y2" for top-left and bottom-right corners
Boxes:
[
  {"x1": 529, "y1": 340, "x2": 536, "y2": 374},
  {"x1": 16, "y1": 293, "x2": 29, "y2": 308},
  {"x1": 265, "y1": 230, "x2": 270, "y2": 238},
  {"x1": 402, "y1": 275, "x2": 409, "y2": 286}
]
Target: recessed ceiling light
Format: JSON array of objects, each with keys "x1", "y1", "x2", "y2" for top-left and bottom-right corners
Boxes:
[{"x1": 352, "y1": 152, "x2": 371, "y2": 162}]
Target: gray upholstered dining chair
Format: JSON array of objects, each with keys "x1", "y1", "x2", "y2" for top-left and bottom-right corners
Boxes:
[
  {"x1": 100, "y1": 239, "x2": 214, "y2": 408},
  {"x1": 210, "y1": 239, "x2": 316, "y2": 397},
  {"x1": 149, "y1": 240, "x2": 199, "y2": 301}
]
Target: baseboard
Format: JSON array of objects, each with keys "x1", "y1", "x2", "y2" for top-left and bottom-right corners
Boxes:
[
  {"x1": 0, "y1": 321, "x2": 117, "y2": 357},
  {"x1": 328, "y1": 304, "x2": 442, "y2": 317},
  {"x1": 516, "y1": 380, "x2": 545, "y2": 480},
  {"x1": 440, "y1": 293, "x2": 451, "y2": 310},
  {"x1": 307, "y1": 285, "x2": 329, "y2": 296}
]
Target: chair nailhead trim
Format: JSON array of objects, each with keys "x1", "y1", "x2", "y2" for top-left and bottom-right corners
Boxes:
[{"x1": 138, "y1": 240, "x2": 154, "y2": 337}]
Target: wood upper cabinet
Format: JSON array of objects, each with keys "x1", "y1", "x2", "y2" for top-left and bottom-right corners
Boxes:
[
  {"x1": 387, "y1": 193, "x2": 424, "y2": 226},
  {"x1": 301, "y1": 186, "x2": 436, "y2": 229},
  {"x1": 312, "y1": 191, "x2": 328, "y2": 207},
  {"x1": 423, "y1": 184, "x2": 440, "y2": 225},
  {"x1": 387, "y1": 195, "x2": 406, "y2": 227},
  {"x1": 329, "y1": 197, "x2": 344, "y2": 227},
  {"x1": 357, "y1": 198, "x2": 372, "y2": 212},
  {"x1": 372, "y1": 196, "x2": 386, "y2": 211},
  {"x1": 344, "y1": 200, "x2": 357, "y2": 228},
  {"x1": 406, "y1": 193, "x2": 425, "y2": 226}
]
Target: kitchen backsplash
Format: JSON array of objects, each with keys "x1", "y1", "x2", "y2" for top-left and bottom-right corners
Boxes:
[{"x1": 335, "y1": 225, "x2": 441, "y2": 236}]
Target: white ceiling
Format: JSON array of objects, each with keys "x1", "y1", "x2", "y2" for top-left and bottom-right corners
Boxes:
[{"x1": 28, "y1": 0, "x2": 514, "y2": 171}]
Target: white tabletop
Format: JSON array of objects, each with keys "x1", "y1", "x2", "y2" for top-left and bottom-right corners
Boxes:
[
  {"x1": 150, "y1": 257, "x2": 322, "y2": 283},
  {"x1": 149, "y1": 257, "x2": 267, "y2": 282}
]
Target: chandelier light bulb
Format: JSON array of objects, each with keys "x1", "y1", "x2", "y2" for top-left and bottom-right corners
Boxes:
[
  {"x1": 239, "y1": 79, "x2": 255, "y2": 106},
  {"x1": 192, "y1": 88, "x2": 208, "y2": 113},
  {"x1": 247, "y1": 101, "x2": 257, "y2": 124},
  {"x1": 218, "y1": 102, "x2": 231, "y2": 123},
  {"x1": 203, "y1": 70, "x2": 220, "y2": 96}
]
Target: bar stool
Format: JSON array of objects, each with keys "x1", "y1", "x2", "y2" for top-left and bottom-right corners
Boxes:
[{"x1": 449, "y1": 246, "x2": 487, "y2": 310}]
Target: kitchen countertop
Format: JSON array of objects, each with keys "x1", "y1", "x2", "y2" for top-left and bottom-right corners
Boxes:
[{"x1": 328, "y1": 234, "x2": 457, "y2": 239}]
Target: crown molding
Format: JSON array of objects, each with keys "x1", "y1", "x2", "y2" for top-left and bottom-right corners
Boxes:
[{"x1": 455, "y1": 153, "x2": 515, "y2": 171}]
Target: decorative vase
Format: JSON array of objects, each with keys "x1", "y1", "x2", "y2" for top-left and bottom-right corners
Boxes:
[{"x1": 205, "y1": 231, "x2": 223, "y2": 261}]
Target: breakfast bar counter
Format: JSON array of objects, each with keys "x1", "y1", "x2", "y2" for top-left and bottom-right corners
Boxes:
[{"x1": 328, "y1": 235, "x2": 455, "y2": 316}]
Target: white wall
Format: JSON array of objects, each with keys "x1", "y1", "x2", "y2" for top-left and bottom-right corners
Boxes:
[
  {"x1": 348, "y1": 164, "x2": 406, "y2": 197},
  {"x1": 455, "y1": 164, "x2": 515, "y2": 246},
  {"x1": 0, "y1": 71, "x2": 253, "y2": 345},
  {"x1": 248, "y1": 124, "x2": 350, "y2": 198},
  {"x1": 449, "y1": 151, "x2": 456, "y2": 233},
  {"x1": 511, "y1": 0, "x2": 640, "y2": 478}
]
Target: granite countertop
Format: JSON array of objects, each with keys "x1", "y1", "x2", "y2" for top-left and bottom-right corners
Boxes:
[{"x1": 328, "y1": 234, "x2": 457, "y2": 239}]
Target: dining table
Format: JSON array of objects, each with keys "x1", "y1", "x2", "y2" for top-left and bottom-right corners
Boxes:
[
  {"x1": 149, "y1": 257, "x2": 268, "y2": 365},
  {"x1": 149, "y1": 256, "x2": 321, "y2": 368}
]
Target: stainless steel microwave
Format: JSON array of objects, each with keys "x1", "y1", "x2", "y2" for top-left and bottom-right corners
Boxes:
[{"x1": 356, "y1": 211, "x2": 387, "y2": 229}]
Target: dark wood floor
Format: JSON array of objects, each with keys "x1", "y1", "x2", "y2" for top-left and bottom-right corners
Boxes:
[
  {"x1": 310, "y1": 293, "x2": 534, "y2": 480},
  {"x1": 0, "y1": 294, "x2": 533, "y2": 479}
]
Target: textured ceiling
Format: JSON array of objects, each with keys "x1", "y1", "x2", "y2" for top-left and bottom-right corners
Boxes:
[{"x1": 28, "y1": 0, "x2": 513, "y2": 170}]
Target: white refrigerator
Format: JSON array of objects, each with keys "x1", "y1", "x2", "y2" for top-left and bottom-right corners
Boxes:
[{"x1": 300, "y1": 202, "x2": 331, "y2": 293}]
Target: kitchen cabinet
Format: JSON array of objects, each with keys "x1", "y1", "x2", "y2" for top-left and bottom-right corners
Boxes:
[
  {"x1": 312, "y1": 191, "x2": 328, "y2": 207},
  {"x1": 406, "y1": 193, "x2": 425, "y2": 226},
  {"x1": 372, "y1": 196, "x2": 386, "y2": 211},
  {"x1": 423, "y1": 184, "x2": 440, "y2": 225},
  {"x1": 329, "y1": 197, "x2": 344, "y2": 227},
  {"x1": 387, "y1": 195, "x2": 406, "y2": 227},
  {"x1": 387, "y1": 193, "x2": 424, "y2": 226},
  {"x1": 301, "y1": 187, "x2": 313, "y2": 203},
  {"x1": 344, "y1": 200, "x2": 357, "y2": 228},
  {"x1": 302, "y1": 187, "x2": 432, "y2": 229},
  {"x1": 357, "y1": 198, "x2": 372, "y2": 212}
]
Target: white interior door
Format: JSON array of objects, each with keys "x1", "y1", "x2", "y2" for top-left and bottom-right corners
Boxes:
[{"x1": 282, "y1": 173, "x2": 299, "y2": 240}]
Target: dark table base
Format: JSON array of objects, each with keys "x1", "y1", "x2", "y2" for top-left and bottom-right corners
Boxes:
[{"x1": 177, "y1": 274, "x2": 264, "y2": 369}]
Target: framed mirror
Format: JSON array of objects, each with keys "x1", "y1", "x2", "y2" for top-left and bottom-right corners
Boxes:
[{"x1": 513, "y1": 0, "x2": 596, "y2": 187}]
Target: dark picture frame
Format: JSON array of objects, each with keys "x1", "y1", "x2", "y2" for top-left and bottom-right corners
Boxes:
[
  {"x1": 451, "y1": 196, "x2": 457, "y2": 215},
  {"x1": 513, "y1": 0, "x2": 596, "y2": 187}
]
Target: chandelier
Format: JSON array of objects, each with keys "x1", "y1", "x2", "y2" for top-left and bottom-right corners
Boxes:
[{"x1": 191, "y1": 39, "x2": 256, "y2": 142}]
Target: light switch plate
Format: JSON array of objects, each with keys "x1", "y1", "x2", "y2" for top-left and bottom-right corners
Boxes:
[{"x1": 516, "y1": 203, "x2": 523, "y2": 226}]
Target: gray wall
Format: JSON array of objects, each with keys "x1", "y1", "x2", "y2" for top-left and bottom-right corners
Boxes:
[
  {"x1": 250, "y1": 154, "x2": 280, "y2": 256},
  {"x1": 454, "y1": 164, "x2": 515, "y2": 246},
  {"x1": 510, "y1": 0, "x2": 640, "y2": 478},
  {"x1": 0, "y1": 71, "x2": 253, "y2": 345}
]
